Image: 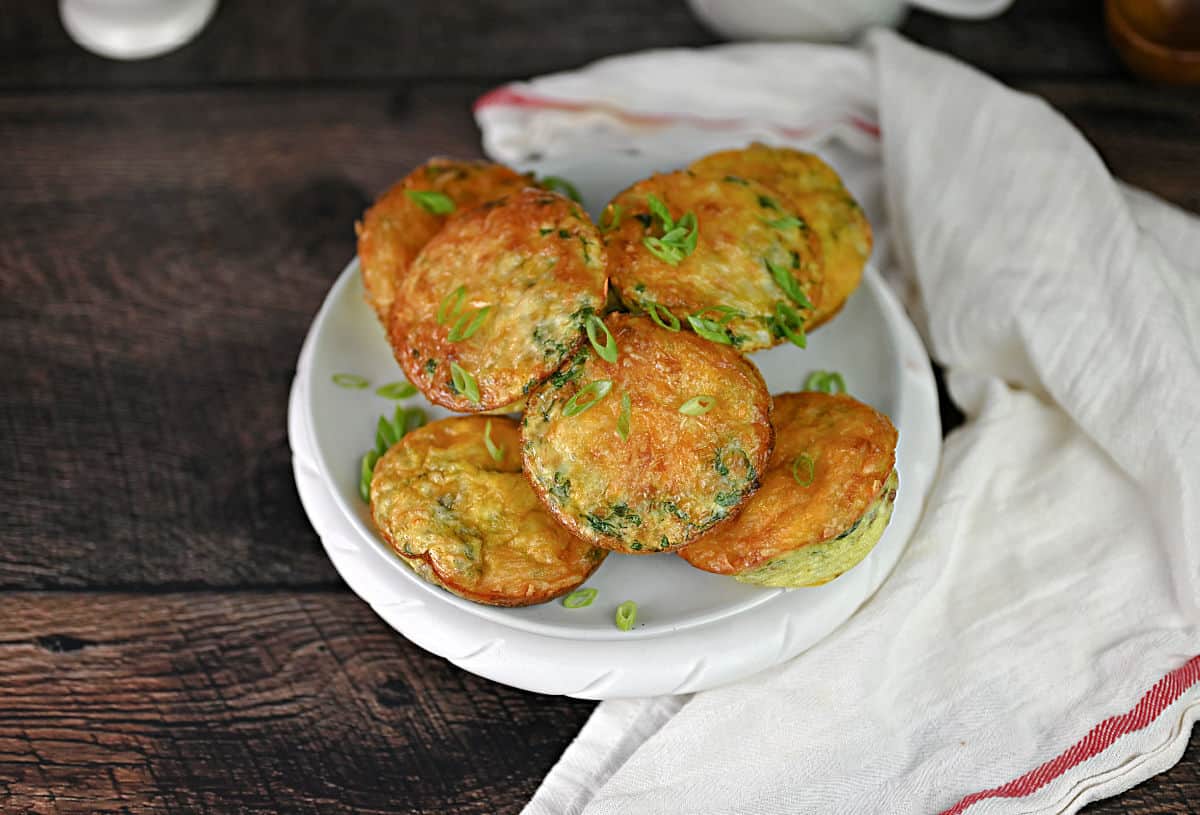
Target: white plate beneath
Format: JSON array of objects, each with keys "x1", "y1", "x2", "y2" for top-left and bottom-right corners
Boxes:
[{"x1": 289, "y1": 151, "x2": 940, "y2": 698}]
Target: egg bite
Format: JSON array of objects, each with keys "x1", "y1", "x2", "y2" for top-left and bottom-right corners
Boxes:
[
  {"x1": 355, "y1": 158, "x2": 532, "y2": 325},
  {"x1": 369, "y1": 416, "x2": 606, "y2": 606},
  {"x1": 690, "y1": 144, "x2": 872, "y2": 329},
  {"x1": 388, "y1": 188, "x2": 608, "y2": 412},
  {"x1": 522, "y1": 314, "x2": 774, "y2": 555},
  {"x1": 679, "y1": 391, "x2": 898, "y2": 588},
  {"x1": 603, "y1": 170, "x2": 823, "y2": 353}
]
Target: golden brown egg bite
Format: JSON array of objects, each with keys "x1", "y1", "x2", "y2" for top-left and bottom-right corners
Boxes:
[
  {"x1": 369, "y1": 416, "x2": 606, "y2": 606},
  {"x1": 522, "y1": 314, "x2": 774, "y2": 555},
  {"x1": 603, "y1": 170, "x2": 823, "y2": 353},
  {"x1": 689, "y1": 144, "x2": 872, "y2": 329},
  {"x1": 678, "y1": 391, "x2": 897, "y2": 588},
  {"x1": 355, "y1": 158, "x2": 532, "y2": 325},
  {"x1": 388, "y1": 188, "x2": 608, "y2": 413}
]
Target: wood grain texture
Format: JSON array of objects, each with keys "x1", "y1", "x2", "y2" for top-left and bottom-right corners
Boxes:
[{"x1": 0, "y1": 592, "x2": 594, "y2": 814}]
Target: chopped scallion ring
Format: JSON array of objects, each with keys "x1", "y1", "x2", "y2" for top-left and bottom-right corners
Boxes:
[
  {"x1": 646, "y1": 301, "x2": 681, "y2": 332},
  {"x1": 600, "y1": 204, "x2": 624, "y2": 233},
  {"x1": 483, "y1": 418, "x2": 504, "y2": 462},
  {"x1": 376, "y1": 415, "x2": 399, "y2": 455},
  {"x1": 437, "y1": 285, "x2": 467, "y2": 325},
  {"x1": 791, "y1": 453, "x2": 816, "y2": 487},
  {"x1": 562, "y1": 379, "x2": 612, "y2": 417},
  {"x1": 765, "y1": 215, "x2": 807, "y2": 231},
  {"x1": 332, "y1": 373, "x2": 369, "y2": 389},
  {"x1": 687, "y1": 313, "x2": 733, "y2": 345},
  {"x1": 617, "y1": 392, "x2": 631, "y2": 441},
  {"x1": 770, "y1": 301, "x2": 808, "y2": 349},
  {"x1": 615, "y1": 600, "x2": 638, "y2": 631},
  {"x1": 562, "y1": 587, "x2": 598, "y2": 609},
  {"x1": 764, "y1": 258, "x2": 814, "y2": 308},
  {"x1": 447, "y1": 305, "x2": 491, "y2": 342},
  {"x1": 538, "y1": 175, "x2": 582, "y2": 203},
  {"x1": 359, "y1": 449, "x2": 380, "y2": 502},
  {"x1": 405, "y1": 189, "x2": 456, "y2": 215},
  {"x1": 375, "y1": 380, "x2": 417, "y2": 399},
  {"x1": 804, "y1": 370, "x2": 847, "y2": 394},
  {"x1": 449, "y1": 362, "x2": 481, "y2": 404},
  {"x1": 641, "y1": 195, "x2": 698, "y2": 266},
  {"x1": 585, "y1": 315, "x2": 618, "y2": 363},
  {"x1": 679, "y1": 395, "x2": 716, "y2": 416}
]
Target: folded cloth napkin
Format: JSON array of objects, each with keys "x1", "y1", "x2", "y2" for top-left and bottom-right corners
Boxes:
[{"x1": 476, "y1": 30, "x2": 1200, "y2": 815}]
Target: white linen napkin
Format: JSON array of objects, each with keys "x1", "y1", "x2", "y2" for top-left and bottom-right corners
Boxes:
[{"x1": 476, "y1": 30, "x2": 1200, "y2": 815}]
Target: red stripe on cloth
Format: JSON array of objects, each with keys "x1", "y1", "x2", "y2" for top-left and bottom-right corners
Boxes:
[
  {"x1": 940, "y1": 654, "x2": 1200, "y2": 815},
  {"x1": 473, "y1": 87, "x2": 881, "y2": 139}
]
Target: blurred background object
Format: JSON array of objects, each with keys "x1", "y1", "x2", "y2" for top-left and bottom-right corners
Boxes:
[
  {"x1": 60, "y1": 0, "x2": 217, "y2": 60},
  {"x1": 687, "y1": 0, "x2": 1013, "y2": 41},
  {"x1": 1106, "y1": 0, "x2": 1200, "y2": 83}
]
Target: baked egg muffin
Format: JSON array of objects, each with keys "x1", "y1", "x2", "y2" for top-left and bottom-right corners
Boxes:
[
  {"x1": 389, "y1": 188, "x2": 608, "y2": 412},
  {"x1": 679, "y1": 391, "x2": 897, "y2": 587},
  {"x1": 355, "y1": 158, "x2": 531, "y2": 325},
  {"x1": 369, "y1": 416, "x2": 606, "y2": 606},
  {"x1": 690, "y1": 144, "x2": 872, "y2": 329},
  {"x1": 603, "y1": 170, "x2": 823, "y2": 353},
  {"x1": 522, "y1": 314, "x2": 774, "y2": 555}
]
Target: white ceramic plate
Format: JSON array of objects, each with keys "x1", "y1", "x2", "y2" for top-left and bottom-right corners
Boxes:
[{"x1": 288, "y1": 152, "x2": 940, "y2": 699}]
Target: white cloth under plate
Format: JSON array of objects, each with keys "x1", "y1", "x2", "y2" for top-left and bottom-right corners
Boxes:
[{"x1": 475, "y1": 30, "x2": 1200, "y2": 815}]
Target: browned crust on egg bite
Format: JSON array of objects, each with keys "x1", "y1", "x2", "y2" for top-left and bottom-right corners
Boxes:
[
  {"x1": 602, "y1": 170, "x2": 824, "y2": 353},
  {"x1": 369, "y1": 416, "x2": 606, "y2": 606},
  {"x1": 521, "y1": 314, "x2": 774, "y2": 555},
  {"x1": 355, "y1": 158, "x2": 532, "y2": 325},
  {"x1": 388, "y1": 188, "x2": 608, "y2": 413},
  {"x1": 678, "y1": 392, "x2": 897, "y2": 577},
  {"x1": 689, "y1": 144, "x2": 873, "y2": 329}
]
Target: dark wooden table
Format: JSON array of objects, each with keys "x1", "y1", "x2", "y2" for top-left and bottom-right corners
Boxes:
[{"x1": 2, "y1": 1, "x2": 1197, "y2": 812}]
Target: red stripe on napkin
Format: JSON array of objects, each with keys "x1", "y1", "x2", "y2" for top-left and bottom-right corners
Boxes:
[
  {"x1": 473, "y1": 86, "x2": 880, "y2": 139},
  {"x1": 941, "y1": 654, "x2": 1200, "y2": 815}
]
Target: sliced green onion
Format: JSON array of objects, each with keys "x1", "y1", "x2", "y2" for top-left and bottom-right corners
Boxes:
[
  {"x1": 770, "y1": 301, "x2": 808, "y2": 348},
  {"x1": 483, "y1": 419, "x2": 504, "y2": 462},
  {"x1": 679, "y1": 395, "x2": 716, "y2": 416},
  {"x1": 687, "y1": 313, "x2": 733, "y2": 345},
  {"x1": 376, "y1": 415, "x2": 399, "y2": 455},
  {"x1": 359, "y1": 449, "x2": 380, "y2": 502},
  {"x1": 585, "y1": 315, "x2": 618, "y2": 363},
  {"x1": 696, "y1": 304, "x2": 743, "y2": 325},
  {"x1": 437, "y1": 285, "x2": 467, "y2": 325},
  {"x1": 641, "y1": 196, "x2": 698, "y2": 266},
  {"x1": 765, "y1": 215, "x2": 807, "y2": 231},
  {"x1": 600, "y1": 204, "x2": 624, "y2": 233},
  {"x1": 646, "y1": 194, "x2": 673, "y2": 228},
  {"x1": 332, "y1": 373, "x2": 369, "y2": 389},
  {"x1": 447, "y1": 305, "x2": 491, "y2": 342},
  {"x1": 791, "y1": 453, "x2": 816, "y2": 487},
  {"x1": 646, "y1": 301, "x2": 680, "y2": 332},
  {"x1": 562, "y1": 587, "x2": 597, "y2": 609},
  {"x1": 449, "y1": 362, "x2": 481, "y2": 404},
  {"x1": 538, "y1": 175, "x2": 582, "y2": 203},
  {"x1": 765, "y1": 258, "x2": 814, "y2": 308},
  {"x1": 405, "y1": 189, "x2": 456, "y2": 215},
  {"x1": 758, "y1": 194, "x2": 780, "y2": 211},
  {"x1": 615, "y1": 600, "x2": 638, "y2": 631},
  {"x1": 375, "y1": 380, "x2": 417, "y2": 399},
  {"x1": 617, "y1": 392, "x2": 631, "y2": 441},
  {"x1": 403, "y1": 407, "x2": 427, "y2": 433},
  {"x1": 804, "y1": 370, "x2": 847, "y2": 394},
  {"x1": 562, "y1": 379, "x2": 612, "y2": 417}
]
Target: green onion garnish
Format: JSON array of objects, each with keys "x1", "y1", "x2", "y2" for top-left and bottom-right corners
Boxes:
[
  {"x1": 585, "y1": 315, "x2": 618, "y2": 363},
  {"x1": 359, "y1": 449, "x2": 380, "y2": 502},
  {"x1": 765, "y1": 258, "x2": 814, "y2": 308},
  {"x1": 686, "y1": 305, "x2": 743, "y2": 345},
  {"x1": 447, "y1": 306, "x2": 491, "y2": 342},
  {"x1": 562, "y1": 587, "x2": 597, "y2": 609},
  {"x1": 483, "y1": 418, "x2": 504, "y2": 462},
  {"x1": 400, "y1": 406, "x2": 426, "y2": 434},
  {"x1": 332, "y1": 373, "x2": 369, "y2": 389},
  {"x1": 679, "y1": 395, "x2": 716, "y2": 416},
  {"x1": 791, "y1": 453, "x2": 816, "y2": 487},
  {"x1": 376, "y1": 380, "x2": 417, "y2": 399},
  {"x1": 804, "y1": 370, "x2": 847, "y2": 394},
  {"x1": 437, "y1": 285, "x2": 467, "y2": 325},
  {"x1": 765, "y1": 215, "x2": 807, "y2": 231},
  {"x1": 641, "y1": 194, "x2": 698, "y2": 266},
  {"x1": 405, "y1": 189, "x2": 456, "y2": 215},
  {"x1": 770, "y1": 301, "x2": 808, "y2": 348},
  {"x1": 562, "y1": 379, "x2": 612, "y2": 417},
  {"x1": 376, "y1": 415, "x2": 400, "y2": 455},
  {"x1": 617, "y1": 392, "x2": 631, "y2": 441},
  {"x1": 646, "y1": 301, "x2": 680, "y2": 332},
  {"x1": 360, "y1": 408, "x2": 427, "y2": 503},
  {"x1": 449, "y1": 362, "x2": 481, "y2": 404},
  {"x1": 646, "y1": 194, "x2": 672, "y2": 226},
  {"x1": 538, "y1": 175, "x2": 582, "y2": 203},
  {"x1": 600, "y1": 204, "x2": 624, "y2": 233},
  {"x1": 615, "y1": 600, "x2": 638, "y2": 631}
]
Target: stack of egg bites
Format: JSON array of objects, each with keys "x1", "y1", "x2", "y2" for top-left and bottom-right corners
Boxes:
[{"x1": 356, "y1": 145, "x2": 899, "y2": 609}]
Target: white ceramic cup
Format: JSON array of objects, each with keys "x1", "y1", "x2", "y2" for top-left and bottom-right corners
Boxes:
[
  {"x1": 60, "y1": 0, "x2": 218, "y2": 60},
  {"x1": 687, "y1": 0, "x2": 1014, "y2": 42}
]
